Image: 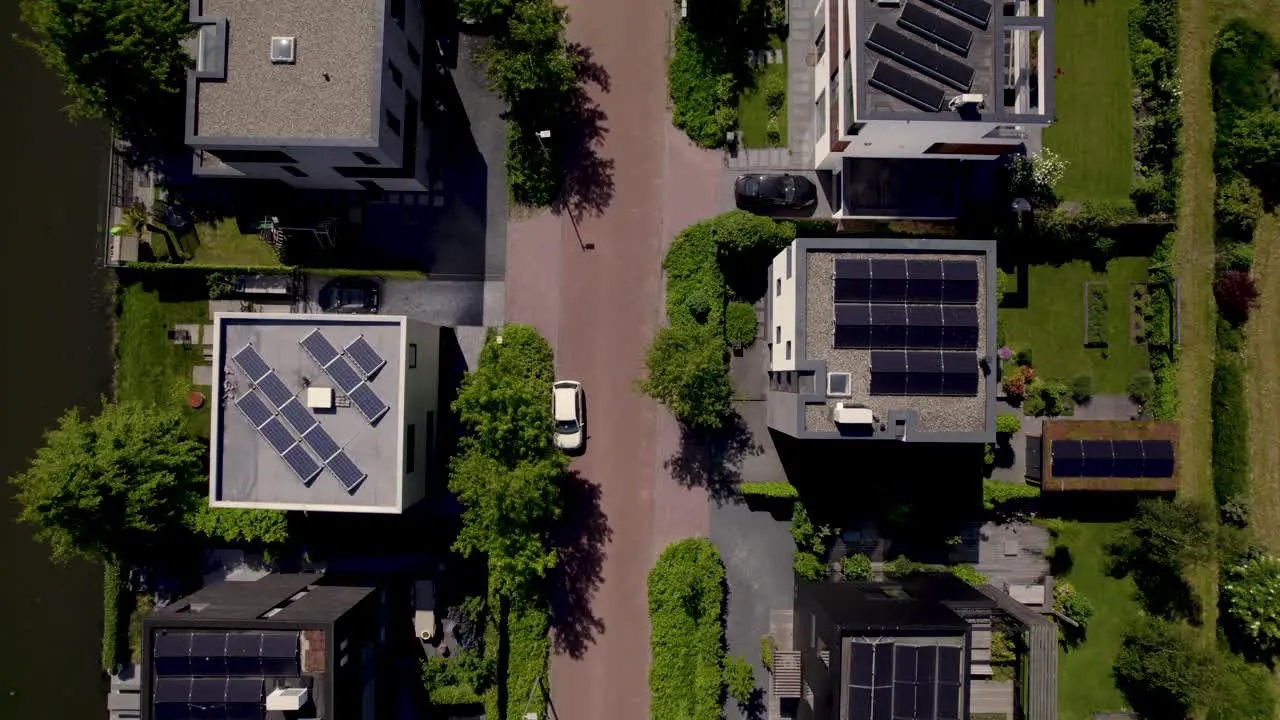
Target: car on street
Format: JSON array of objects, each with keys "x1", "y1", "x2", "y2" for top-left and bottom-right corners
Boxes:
[
  {"x1": 319, "y1": 278, "x2": 381, "y2": 314},
  {"x1": 552, "y1": 380, "x2": 585, "y2": 451},
  {"x1": 734, "y1": 173, "x2": 818, "y2": 212}
]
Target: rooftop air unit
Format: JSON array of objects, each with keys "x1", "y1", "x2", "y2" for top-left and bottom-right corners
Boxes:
[
  {"x1": 265, "y1": 687, "x2": 309, "y2": 711},
  {"x1": 833, "y1": 402, "x2": 874, "y2": 426},
  {"x1": 948, "y1": 93, "x2": 986, "y2": 110},
  {"x1": 270, "y1": 36, "x2": 296, "y2": 64}
]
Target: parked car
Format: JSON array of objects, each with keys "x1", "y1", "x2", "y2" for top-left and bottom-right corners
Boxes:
[
  {"x1": 319, "y1": 278, "x2": 380, "y2": 313},
  {"x1": 552, "y1": 380, "x2": 585, "y2": 451},
  {"x1": 734, "y1": 173, "x2": 818, "y2": 211}
]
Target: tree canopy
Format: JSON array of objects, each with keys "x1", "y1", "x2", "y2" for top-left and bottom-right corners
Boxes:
[
  {"x1": 1222, "y1": 553, "x2": 1280, "y2": 657},
  {"x1": 9, "y1": 401, "x2": 205, "y2": 562},
  {"x1": 454, "y1": 326, "x2": 558, "y2": 465},
  {"x1": 20, "y1": 0, "x2": 192, "y2": 155},
  {"x1": 1113, "y1": 616, "x2": 1217, "y2": 719},
  {"x1": 1107, "y1": 498, "x2": 1215, "y2": 619},
  {"x1": 185, "y1": 506, "x2": 290, "y2": 546},
  {"x1": 640, "y1": 324, "x2": 734, "y2": 430}
]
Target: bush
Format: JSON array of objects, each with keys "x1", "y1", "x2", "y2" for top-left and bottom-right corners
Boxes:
[
  {"x1": 1015, "y1": 347, "x2": 1033, "y2": 366},
  {"x1": 685, "y1": 291, "x2": 712, "y2": 322},
  {"x1": 1216, "y1": 175, "x2": 1264, "y2": 240},
  {"x1": 1221, "y1": 242, "x2": 1255, "y2": 271},
  {"x1": 738, "y1": 481, "x2": 799, "y2": 499},
  {"x1": 794, "y1": 551, "x2": 826, "y2": 581},
  {"x1": 763, "y1": 71, "x2": 786, "y2": 114},
  {"x1": 1212, "y1": 354, "x2": 1249, "y2": 507},
  {"x1": 102, "y1": 559, "x2": 124, "y2": 673},
  {"x1": 1129, "y1": 371, "x2": 1156, "y2": 405},
  {"x1": 640, "y1": 324, "x2": 733, "y2": 429},
  {"x1": 982, "y1": 480, "x2": 1039, "y2": 512},
  {"x1": 1086, "y1": 283, "x2": 1108, "y2": 346},
  {"x1": 664, "y1": 220, "x2": 726, "y2": 328},
  {"x1": 184, "y1": 506, "x2": 290, "y2": 546},
  {"x1": 724, "y1": 655, "x2": 755, "y2": 706},
  {"x1": 1070, "y1": 375, "x2": 1094, "y2": 403},
  {"x1": 842, "y1": 553, "x2": 873, "y2": 581},
  {"x1": 1053, "y1": 580, "x2": 1095, "y2": 631},
  {"x1": 761, "y1": 636, "x2": 773, "y2": 670},
  {"x1": 725, "y1": 301, "x2": 758, "y2": 347},
  {"x1": 1207, "y1": 651, "x2": 1276, "y2": 720},
  {"x1": 1024, "y1": 379, "x2": 1074, "y2": 417},
  {"x1": 950, "y1": 564, "x2": 989, "y2": 587},
  {"x1": 422, "y1": 650, "x2": 494, "y2": 706},
  {"x1": 1222, "y1": 553, "x2": 1280, "y2": 656},
  {"x1": 649, "y1": 538, "x2": 726, "y2": 720},
  {"x1": 1131, "y1": 172, "x2": 1177, "y2": 215},
  {"x1": 996, "y1": 413, "x2": 1021, "y2": 435},
  {"x1": 669, "y1": 23, "x2": 737, "y2": 148},
  {"x1": 1214, "y1": 269, "x2": 1259, "y2": 325},
  {"x1": 507, "y1": 121, "x2": 561, "y2": 207},
  {"x1": 1113, "y1": 616, "x2": 1217, "y2": 719},
  {"x1": 995, "y1": 268, "x2": 1009, "y2": 305}
]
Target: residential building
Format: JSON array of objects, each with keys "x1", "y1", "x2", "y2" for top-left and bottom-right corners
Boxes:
[
  {"x1": 1028, "y1": 419, "x2": 1179, "y2": 492},
  {"x1": 139, "y1": 573, "x2": 398, "y2": 720},
  {"x1": 186, "y1": 0, "x2": 431, "y2": 191},
  {"x1": 787, "y1": 573, "x2": 1056, "y2": 720},
  {"x1": 766, "y1": 237, "x2": 997, "y2": 442},
  {"x1": 810, "y1": 0, "x2": 1053, "y2": 217},
  {"x1": 209, "y1": 312, "x2": 441, "y2": 513}
]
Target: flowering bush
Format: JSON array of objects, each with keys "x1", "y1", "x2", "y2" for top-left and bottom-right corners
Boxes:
[
  {"x1": 1010, "y1": 147, "x2": 1069, "y2": 201},
  {"x1": 1002, "y1": 372, "x2": 1027, "y2": 398},
  {"x1": 999, "y1": 346, "x2": 1014, "y2": 361},
  {"x1": 1222, "y1": 553, "x2": 1280, "y2": 655}
]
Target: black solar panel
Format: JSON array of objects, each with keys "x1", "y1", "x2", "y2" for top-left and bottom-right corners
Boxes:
[
  {"x1": 282, "y1": 444, "x2": 321, "y2": 483},
  {"x1": 937, "y1": 646, "x2": 962, "y2": 683},
  {"x1": 1143, "y1": 440, "x2": 1175, "y2": 477},
  {"x1": 920, "y1": 0, "x2": 992, "y2": 28},
  {"x1": 153, "y1": 632, "x2": 193, "y2": 676},
  {"x1": 941, "y1": 325, "x2": 979, "y2": 349},
  {"x1": 836, "y1": 303, "x2": 874, "y2": 348},
  {"x1": 837, "y1": 278, "x2": 874, "y2": 303},
  {"x1": 908, "y1": 304, "x2": 943, "y2": 327},
  {"x1": 906, "y1": 261, "x2": 945, "y2": 302},
  {"x1": 327, "y1": 450, "x2": 366, "y2": 492},
  {"x1": 916, "y1": 646, "x2": 938, "y2": 683},
  {"x1": 899, "y1": 2, "x2": 975, "y2": 55},
  {"x1": 909, "y1": 325, "x2": 944, "y2": 348},
  {"x1": 915, "y1": 683, "x2": 935, "y2": 718},
  {"x1": 910, "y1": 350, "x2": 944, "y2": 373},
  {"x1": 190, "y1": 632, "x2": 229, "y2": 675},
  {"x1": 936, "y1": 685, "x2": 961, "y2": 720},
  {"x1": 872, "y1": 350, "x2": 909, "y2": 373},
  {"x1": 303, "y1": 425, "x2": 340, "y2": 462},
  {"x1": 851, "y1": 687, "x2": 874, "y2": 720},
  {"x1": 345, "y1": 335, "x2": 387, "y2": 377},
  {"x1": 941, "y1": 371, "x2": 979, "y2": 395},
  {"x1": 893, "y1": 683, "x2": 915, "y2": 719},
  {"x1": 259, "y1": 418, "x2": 296, "y2": 455},
  {"x1": 871, "y1": 323, "x2": 909, "y2": 348},
  {"x1": 1051, "y1": 440, "x2": 1084, "y2": 477},
  {"x1": 235, "y1": 392, "x2": 273, "y2": 429},
  {"x1": 866, "y1": 24, "x2": 975, "y2": 91},
  {"x1": 1082, "y1": 440, "x2": 1114, "y2": 477},
  {"x1": 325, "y1": 356, "x2": 363, "y2": 393},
  {"x1": 256, "y1": 371, "x2": 294, "y2": 408},
  {"x1": 874, "y1": 642, "x2": 896, "y2": 681},
  {"x1": 869, "y1": 62, "x2": 948, "y2": 112},
  {"x1": 851, "y1": 642, "x2": 876, "y2": 686},
  {"x1": 226, "y1": 634, "x2": 262, "y2": 675},
  {"x1": 300, "y1": 329, "x2": 339, "y2": 367},
  {"x1": 1113, "y1": 440, "x2": 1145, "y2": 477},
  {"x1": 836, "y1": 258, "x2": 873, "y2": 280},
  {"x1": 871, "y1": 372, "x2": 909, "y2": 395},
  {"x1": 895, "y1": 645, "x2": 917, "y2": 681},
  {"x1": 233, "y1": 345, "x2": 271, "y2": 382},
  {"x1": 872, "y1": 687, "x2": 893, "y2": 720},
  {"x1": 350, "y1": 382, "x2": 389, "y2": 423},
  {"x1": 871, "y1": 259, "x2": 909, "y2": 302},
  {"x1": 907, "y1": 372, "x2": 944, "y2": 394},
  {"x1": 278, "y1": 398, "x2": 317, "y2": 434}
]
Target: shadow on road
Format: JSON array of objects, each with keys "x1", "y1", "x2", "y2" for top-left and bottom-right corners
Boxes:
[
  {"x1": 548, "y1": 470, "x2": 613, "y2": 659},
  {"x1": 664, "y1": 411, "x2": 764, "y2": 505},
  {"x1": 555, "y1": 44, "x2": 616, "y2": 222}
]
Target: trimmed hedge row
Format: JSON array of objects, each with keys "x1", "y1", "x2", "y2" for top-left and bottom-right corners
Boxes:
[
  {"x1": 668, "y1": 23, "x2": 737, "y2": 148},
  {"x1": 1146, "y1": 234, "x2": 1178, "y2": 419},
  {"x1": 102, "y1": 559, "x2": 124, "y2": 674},
  {"x1": 1211, "y1": 354, "x2": 1248, "y2": 508},
  {"x1": 982, "y1": 480, "x2": 1040, "y2": 512},
  {"x1": 649, "y1": 538, "x2": 726, "y2": 720},
  {"x1": 738, "y1": 481, "x2": 799, "y2": 499},
  {"x1": 124, "y1": 261, "x2": 427, "y2": 280}
]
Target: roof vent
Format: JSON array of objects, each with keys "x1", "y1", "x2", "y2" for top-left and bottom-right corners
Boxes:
[
  {"x1": 266, "y1": 687, "x2": 309, "y2": 711},
  {"x1": 270, "y1": 36, "x2": 296, "y2": 64},
  {"x1": 948, "y1": 93, "x2": 985, "y2": 111},
  {"x1": 833, "y1": 402, "x2": 874, "y2": 425},
  {"x1": 826, "y1": 372, "x2": 852, "y2": 397}
]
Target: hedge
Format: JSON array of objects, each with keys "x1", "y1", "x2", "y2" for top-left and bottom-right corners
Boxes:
[
  {"x1": 1085, "y1": 283, "x2": 1108, "y2": 346},
  {"x1": 883, "y1": 557, "x2": 988, "y2": 587},
  {"x1": 102, "y1": 559, "x2": 124, "y2": 673},
  {"x1": 982, "y1": 480, "x2": 1040, "y2": 512},
  {"x1": 738, "y1": 481, "x2": 799, "y2": 499},
  {"x1": 483, "y1": 596, "x2": 550, "y2": 720},
  {"x1": 123, "y1": 262, "x2": 427, "y2": 280},
  {"x1": 649, "y1": 538, "x2": 726, "y2": 720},
  {"x1": 1211, "y1": 354, "x2": 1248, "y2": 507},
  {"x1": 725, "y1": 301, "x2": 758, "y2": 347},
  {"x1": 668, "y1": 23, "x2": 736, "y2": 148}
]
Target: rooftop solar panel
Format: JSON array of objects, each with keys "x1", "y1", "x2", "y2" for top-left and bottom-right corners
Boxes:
[
  {"x1": 349, "y1": 382, "x2": 389, "y2": 423},
  {"x1": 836, "y1": 278, "x2": 874, "y2": 303},
  {"x1": 894, "y1": 645, "x2": 918, "y2": 681},
  {"x1": 1112, "y1": 440, "x2": 1145, "y2": 477},
  {"x1": 870, "y1": 278, "x2": 908, "y2": 303},
  {"x1": 869, "y1": 62, "x2": 948, "y2": 112},
  {"x1": 871, "y1": 372, "x2": 908, "y2": 395},
  {"x1": 278, "y1": 398, "x2": 317, "y2": 434},
  {"x1": 943, "y1": 260, "x2": 980, "y2": 280},
  {"x1": 941, "y1": 371, "x2": 979, "y2": 395},
  {"x1": 872, "y1": 258, "x2": 909, "y2": 279},
  {"x1": 327, "y1": 450, "x2": 366, "y2": 492},
  {"x1": 941, "y1": 326, "x2": 979, "y2": 350},
  {"x1": 345, "y1": 336, "x2": 387, "y2": 378},
  {"x1": 871, "y1": 304, "x2": 908, "y2": 326},
  {"x1": 908, "y1": 259, "x2": 943, "y2": 279},
  {"x1": 943, "y1": 305, "x2": 979, "y2": 327},
  {"x1": 872, "y1": 687, "x2": 892, "y2": 720},
  {"x1": 836, "y1": 258, "x2": 873, "y2": 279},
  {"x1": 899, "y1": 2, "x2": 974, "y2": 56},
  {"x1": 942, "y1": 278, "x2": 980, "y2": 304},
  {"x1": 914, "y1": 682, "x2": 935, "y2": 719},
  {"x1": 851, "y1": 642, "x2": 876, "y2": 686},
  {"x1": 873, "y1": 642, "x2": 895, "y2": 680},
  {"x1": 893, "y1": 683, "x2": 915, "y2": 719},
  {"x1": 836, "y1": 325, "x2": 872, "y2": 348},
  {"x1": 324, "y1": 356, "x2": 363, "y2": 393},
  {"x1": 909, "y1": 350, "x2": 944, "y2": 373},
  {"x1": 850, "y1": 687, "x2": 873, "y2": 720},
  {"x1": 906, "y1": 372, "x2": 943, "y2": 394},
  {"x1": 941, "y1": 352, "x2": 973, "y2": 372},
  {"x1": 866, "y1": 24, "x2": 975, "y2": 91},
  {"x1": 937, "y1": 646, "x2": 962, "y2": 683},
  {"x1": 936, "y1": 685, "x2": 961, "y2": 720},
  {"x1": 303, "y1": 425, "x2": 340, "y2": 462},
  {"x1": 871, "y1": 323, "x2": 909, "y2": 348},
  {"x1": 282, "y1": 444, "x2": 321, "y2": 483},
  {"x1": 233, "y1": 345, "x2": 271, "y2": 382},
  {"x1": 907, "y1": 325, "x2": 943, "y2": 349},
  {"x1": 836, "y1": 303, "x2": 874, "y2": 327},
  {"x1": 256, "y1": 371, "x2": 294, "y2": 409},
  {"x1": 872, "y1": 350, "x2": 909, "y2": 373},
  {"x1": 235, "y1": 392, "x2": 273, "y2": 429},
  {"x1": 259, "y1": 417, "x2": 297, "y2": 455},
  {"x1": 920, "y1": 0, "x2": 992, "y2": 28},
  {"x1": 917, "y1": 646, "x2": 937, "y2": 683},
  {"x1": 1082, "y1": 439, "x2": 1113, "y2": 459},
  {"x1": 1144, "y1": 439, "x2": 1174, "y2": 459},
  {"x1": 908, "y1": 304, "x2": 944, "y2": 327},
  {"x1": 300, "y1": 329, "x2": 340, "y2": 367}
]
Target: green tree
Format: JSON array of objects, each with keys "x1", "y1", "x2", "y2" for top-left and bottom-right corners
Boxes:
[
  {"x1": 1109, "y1": 498, "x2": 1216, "y2": 574},
  {"x1": 1216, "y1": 175, "x2": 1264, "y2": 241},
  {"x1": 184, "y1": 506, "x2": 290, "y2": 546},
  {"x1": 458, "y1": 0, "x2": 515, "y2": 27},
  {"x1": 724, "y1": 301, "x2": 758, "y2": 347},
  {"x1": 19, "y1": 0, "x2": 193, "y2": 154},
  {"x1": 482, "y1": 0, "x2": 578, "y2": 113},
  {"x1": 9, "y1": 401, "x2": 204, "y2": 562},
  {"x1": 708, "y1": 209, "x2": 796, "y2": 259},
  {"x1": 454, "y1": 326, "x2": 558, "y2": 465},
  {"x1": 1221, "y1": 109, "x2": 1280, "y2": 180},
  {"x1": 640, "y1": 324, "x2": 733, "y2": 430},
  {"x1": 1053, "y1": 580, "x2": 1094, "y2": 630},
  {"x1": 724, "y1": 655, "x2": 755, "y2": 706},
  {"x1": 1222, "y1": 553, "x2": 1280, "y2": 656},
  {"x1": 1113, "y1": 616, "x2": 1218, "y2": 719}
]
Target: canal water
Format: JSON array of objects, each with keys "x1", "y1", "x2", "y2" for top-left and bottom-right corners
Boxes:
[{"x1": 0, "y1": 1, "x2": 116, "y2": 717}]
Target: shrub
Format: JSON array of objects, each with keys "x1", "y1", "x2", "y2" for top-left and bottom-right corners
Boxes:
[
  {"x1": 842, "y1": 553, "x2": 873, "y2": 581},
  {"x1": 1207, "y1": 651, "x2": 1276, "y2": 720},
  {"x1": 1053, "y1": 580, "x2": 1095, "y2": 630},
  {"x1": 995, "y1": 268, "x2": 1009, "y2": 305},
  {"x1": 422, "y1": 650, "x2": 494, "y2": 705},
  {"x1": 1024, "y1": 379, "x2": 1074, "y2": 417},
  {"x1": 1222, "y1": 553, "x2": 1280, "y2": 656},
  {"x1": 206, "y1": 271, "x2": 235, "y2": 299},
  {"x1": 1222, "y1": 242, "x2": 1255, "y2": 271},
  {"x1": 649, "y1": 538, "x2": 726, "y2": 720},
  {"x1": 724, "y1": 655, "x2": 755, "y2": 706},
  {"x1": 1131, "y1": 172, "x2": 1177, "y2": 215},
  {"x1": 725, "y1": 301, "x2": 758, "y2": 347},
  {"x1": 102, "y1": 560, "x2": 124, "y2": 673},
  {"x1": 507, "y1": 121, "x2": 561, "y2": 207},
  {"x1": 738, "y1": 481, "x2": 799, "y2": 499},
  {"x1": 996, "y1": 413, "x2": 1021, "y2": 435},
  {"x1": 640, "y1": 324, "x2": 733, "y2": 430},
  {"x1": 1001, "y1": 370, "x2": 1027, "y2": 398},
  {"x1": 664, "y1": 220, "x2": 726, "y2": 328},
  {"x1": 982, "y1": 480, "x2": 1039, "y2": 512},
  {"x1": 765, "y1": 115, "x2": 781, "y2": 146},
  {"x1": 685, "y1": 291, "x2": 711, "y2": 321},
  {"x1": 1070, "y1": 375, "x2": 1094, "y2": 403},
  {"x1": 1128, "y1": 371, "x2": 1156, "y2": 405},
  {"x1": 761, "y1": 636, "x2": 773, "y2": 670},
  {"x1": 669, "y1": 23, "x2": 737, "y2": 148},
  {"x1": 1086, "y1": 283, "x2": 1108, "y2": 346},
  {"x1": 950, "y1": 564, "x2": 989, "y2": 587},
  {"x1": 1113, "y1": 616, "x2": 1217, "y2": 719},
  {"x1": 1015, "y1": 347, "x2": 1033, "y2": 366},
  {"x1": 983, "y1": 443, "x2": 995, "y2": 467},
  {"x1": 763, "y1": 71, "x2": 786, "y2": 114},
  {"x1": 794, "y1": 551, "x2": 826, "y2": 581},
  {"x1": 792, "y1": 502, "x2": 832, "y2": 581},
  {"x1": 1216, "y1": 175, "x2": 1263, "y2": 240},
  {"x1": 1212, "y1": 354, "x2": 1248, "y2": 507},
  {"x1": 1214, "y1": 269, "x2": 1259, "y2": 325}
]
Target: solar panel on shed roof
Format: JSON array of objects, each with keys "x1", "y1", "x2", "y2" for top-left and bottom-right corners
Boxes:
[
  {"x1": 1143, "y1": 439, "x2": 1176, "y2": 478},
  {"x1": 874, "y1": 641, "x2": 895, "y2": 680},
  {"x1": 937, "y1": 686, "x2": 961, "y2": 720},
  {"x1": 869, "y1": 62, "x2": 948, "y2": 112},
  {"x1": 915, "y1": 683, "x2": 935, "y2": 718},
  {"x1": 1113, "y1": 440, "x2": 1145, "y2": 477},
  {"x1": 301, "y1": 329, "x2": 340, "y2": 367},
  {"x1": 937, "y1": 646, "x2": 962, "y2": 683},
  {"x1": 1081, "y1": 440, "x2": 1114, "y2": 477},
  {"x1": 345, "y1": 335, "x2": 387, "y2": 378},
  {"x1": 1051, "y1": 440, "x2": 1084, "y2": 477},
  {"x1": 233, "y1": 345, "x2": 271, "y2": 382}
]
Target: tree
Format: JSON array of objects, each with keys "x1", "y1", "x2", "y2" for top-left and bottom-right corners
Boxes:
[
  {"x1": 1214, "y1": 269, "x2": 1259, "y2": 325},
  {"x1": 1216, "y1": 175, "x2": 1264, "y2": 241},
  {"x1": 640, "y1": 324, "x2": 733, "y2": 430},
  {"x1": 724, "y1": 301, "x2": 757, "y2": 347},
  {"x1": 454, "y1": 326, "x2": 558, "y2": 465},
  {"x1": 708, "y1": 209, "x2": 796, "y2": 260},
  {"x1": 19, "y1": 0, "x2": 193, "y2": 155},
  {"x1": 1109, "y1": 498, "x2": 1216, "y2": 575},
  {"x1": 9, "y1": 401, "x2": 204, "y2": 563},
  {"x1": 1053, "y1": 581, "x2": 1094, "y2": 630},
  {"x1": 723, "y1": 655, "x2": 755, "y2": 706},
  {"x1": 1222, "y1": 554, "x2": 1280, "y2": 656},
  {"x1": 1220, "y1": 109, "x2": 1280, "y2": 181},
  {"x1": 1113, "y1": 616, "x2": 1218, "y2": 719},
  {"x1": 458, "y1": 0, "x2": 515, "y2": 27},
  {"x1": 184, "y1": 506, "x2": 290, "y2": 546},
  {"x1": 482, "y1": 0, "x2": 578, "y2": 115}
]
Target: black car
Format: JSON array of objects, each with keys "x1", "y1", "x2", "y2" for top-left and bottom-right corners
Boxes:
[
  {"x1": 319, "y1": 278, "x2": 381, "y2": 313},
  {"x1": 734, "y1": 173, "x2": 818, "y2": 211}
]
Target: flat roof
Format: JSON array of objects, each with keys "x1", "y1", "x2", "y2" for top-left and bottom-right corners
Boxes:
[
  {"x1": 1040, "y1": 419, "x2": 1179, "y2": 492},
  {"x1": 190, "y1": 0, "x2": 382, "y2": 140},
  {"x1": 210, "y1": 313, "x2": 405, "y2": 512}
]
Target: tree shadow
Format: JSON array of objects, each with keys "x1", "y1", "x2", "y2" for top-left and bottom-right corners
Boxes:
[
  {"x1": 1105, "y1": 550, "x2": 1203, "y2": 624},
  {"x1": 547, "y1": 470, "x2": 613, "y2": 659},
  {"x1": 555, "y1": 44, "x2": 615, "y2": 220},
  {"x1": 739, "y1": 688, "x2": 767, "y2": 720},
  {"x1": 663, "y1": 411, "x2": 764, "y2": 505}
]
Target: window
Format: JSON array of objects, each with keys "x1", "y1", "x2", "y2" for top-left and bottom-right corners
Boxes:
[
  {"x1": 388, "y1": 60, "x2": 403, "y2": 88},
  {"x1": 408, "y1": 343, "x2": 417, "y2": 368},
  {"x1": 354, "y1": 151, "x2": 380, "y2": 165},
  {"x1": 785, "y1": 246, "x2": 792, "y2": 278},
  {"x1": 281, "y1": 165, "x2": 308, "y2": 177},
  {"x1": 785, "y1": 341, "x2": 792, "y2": 359},
  {"x1": 407, "y1": 41, "x2": 421, "y2": 67},
  {"x1": 405, "y1": 424, "x2": 415, "y2": 473},
  {"x1": 209, "y1": 148, "x2": 298, "y2": 164},
  {"x1": 814, "y1": 27, "x2": 826, "y2": 62},
  {"x1": 390, "y1": 0, "x2": 405, "y2": 27},
  {"x1": 385, "y1": 108, "x2": 401, "y2": 136},
  {"x1": 775, "y1": 326, "x2": 782, "y2": 343},
  {"x1": 776, "y1": 277, "x2": 782, "y2": 296}
]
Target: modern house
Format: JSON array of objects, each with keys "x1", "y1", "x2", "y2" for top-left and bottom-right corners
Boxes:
[
  {"x1": 810, "y1": 0, "x2": 1053, "y2": 217},
  {"x1": 209, "y1": 312, "x2": 441, "y2": 513},
  {"x1": 766, "y1": 237, "x2": 997, "y2": 442},
  {"x1": 185, "y1": 0, "x2": 431, "y2": 191},
  {"x1": 784, "y1": 574, "x2": 1056, "y2": 720},
  {"x1": 139, "y1": 573, "x2": 400, "y2": 720},
  {"x1": 1027, "y1": 419, "x2": 1179, "y2": 492}
]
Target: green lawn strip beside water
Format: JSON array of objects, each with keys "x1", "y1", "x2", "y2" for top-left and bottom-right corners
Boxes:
[
  {"x1": 1042, "y1": 0, "x2": 1136, "y2": 203},
  {"x1": 115, "y1": 282, "x2": 211, "y2": 437},
  {"x1": 1053, "y1": 521, "x2": 1141, "y2": 720},
  {"x1": 999, "y1": 258, "x2": 1151, "y2": 393}
]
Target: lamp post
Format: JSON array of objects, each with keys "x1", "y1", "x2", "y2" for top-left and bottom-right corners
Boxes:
[{"x1": 534, "y1": 129, "x2": 593, "y2": 251}]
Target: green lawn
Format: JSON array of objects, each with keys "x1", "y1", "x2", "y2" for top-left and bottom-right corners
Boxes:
[
  {"x1": 115, "y1": 282, "x2": 211, "y2": 436},
  {"x1": 184, "y1": 219, "x2": 281, "y2": 266},
  {"x1": 1041, "y1": 0, "x2": 1136, "y2": 203},
  {"x1": 1053, "y1": 521, "x2": 1140, "y2": 720},
  {"x1": 738, "y1": 38, "x2": 787, "y2": 148},
  {"x1": 999, "y1": 258, "x2": 1151, "y2": 393}
]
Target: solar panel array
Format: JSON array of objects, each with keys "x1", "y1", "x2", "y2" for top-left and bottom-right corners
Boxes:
[
  {"x1": 870, "y1": 62, "x2": 948, "y2": 112},
  {"x1": 869, "y1": 350, "x2": 978, "y2": 396},
  {"x1": 898, "y1": 3, "x2": 974, "y2": 56},
  {"x1": 301, "y1": 329, "x2": 390, "y2": 424},
  {"x1": 233, "y1": 388, "x2": 320, "y2": 485},
  {"x1": 345, "y1": 335, "x2": 387, "y2": 377},
  {"x1": 848, "y1": 641, "x2": 964, "y2": 720},
  {"x1": 153, "y1": 630, "x2": 300, "y2": 676},
  {"x1": 866, "y1": 24, "x2": 975, "y2": 92},
  {"x1": 920, "y1": 0, "x2": 992, "y2": 29},
  {"x1": 1050, "y1": 439, "x2": 1175, "y2": 478},
  {"x1": 835, "y1": 305, "x2": 979, "y2": 350},
  {"x1": 864, "y1": 0, "x2": 986, "y2": 114},
  {"x1": 153, "y1": 677, "x2": 265, "y2": 720},
  {"x1": 835, "y1": 259, "x2": 979, "y2": 305}
]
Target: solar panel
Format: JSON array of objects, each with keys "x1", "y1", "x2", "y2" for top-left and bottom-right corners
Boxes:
[
  {"x1": 1051, "y1": 440, "x2": 1084, "y2": 477},
  {"x1": 324, "y1": 356, "x2": 363, "y2": 393},
  {"x1": 906, "y1": 260, "x2": 945, "y2": 302},
  {"x1": 936, "y1": 685, "x2": 961, "y2": 720},
  {"x1": 350, "y1": 382, "x2": 389, "y2": 423},
  {"x1": 871, "y1": 259, "x2": 909, "y2": 302},
  {"x1": 894, "y1": 645, "x2": 918, "y2": 682},
  {"x1": 226, "y1": 634, "x2": 262, "y2": 675},
  {"x1": 300, "y1": 329, "x2": 340, "y2": 367},
  {"x1": 190, "y1": 633, "x2": 229, "y2": 675},
  {"x1": 1113, "y1": 440, "x2": 1145, "y2": 477},
  {"x1": 836, "y1": 303, "x2": 874, "y2": 348},
  {"x1": 851, "y1": 642, "x2": 876, "y2": 686},
  {"x1": 259, "y1": 417, "x2": 297, "y2": 454},
  {"x1": 327, "y1": 450, "x2": 366, "y2": 492},
  {"x1": 941, "y1": 326, "x2": 979, "y2": 349},
  {"x1": 920, "y1": 0, "x2": 991, "y2": 28},
  {"x1": 303, "y1": 425, "x2": 340, "y2": 462},
  {"x1": 908, "y1": 304, "x2": 943, "y2": 327},
  {"x1": 153, "y1": 632, "x2": 193, "y2": 676},
  {"x1": 1143, "y1": 440, "x2": 1175, "y2": 478},
  {"x1": 916, "y1": 646, "x2": 937, "y2": 682},
  {"x1": 937, "y1": 646, "x2": 962, "y2": 683},
  {"x1": 909, "y1": 325, "x2": 943, "y2": 349},
  {"x1": 871, "y1": 372, "x2": 909, "y2": 395},
  {"x1": 836, "y1": 278, "x2": 874, "y2": 303},
  {"x1": 908, "y1": 350, "x2": 943, "y2": 373},
  {"x1": 836, "y1": 258, "x2": 872, "y2": 280},
  {"x1": 1082, "y1": 440, "x2": 1114, "y2": 477},
  {"x1": 278, "y1": 398, "x2": 317, "y2": 434},
  {"x1": 869, "y1": 62, "x2": 948, "y2": 112},
  {"x1": 872, "y1": 687, "x2": 893, "y2": 720},
  {"x1": 941, "y1": 370, "x2": 979, "y2": 395},
  {"x1": 870, "y1": 305, "x2": 908, "y2": 348},
  {"x1": 907, "y1": 372, "x2": 944, "y2": 394},
  {"x1": 282, "y1": 444, "x2": 321, "y2": 483},
  {"x1": 233, "y1": 345, "x2": 271, "y2": 382},
  {"x1": 874, "y1": 642, "x2": 895, "y2": 681},
  {"x1": 893, "y1": 683, "x2": 915, "y2": 719},
  {"x1": 345, "y1": 336, "x2": 387, "y2": 378},
  {"x1": 866, "y1": 24, "x2": 975, "y2": 92},
  {"x1": 907, "y1": 306, "x2": 943, "y2": 348},
  {"x1": 898, "y1": 2, "x2": 975, "y2": 55},
  {"x1": 872, "y1": 350, "x2": 908, "y2": 373},
  {"x1": 235, "y1": 392, "x2": 273, "y2": 428},
  {"x1": 942, "y1": 260, "x2": 980, "y2": 303},
  {"x1": 850, "y1": 687, "x2": 874, "y2": 720},
  {"x1": 256, "y1": 371, "x2": 294, "y2": 408}
]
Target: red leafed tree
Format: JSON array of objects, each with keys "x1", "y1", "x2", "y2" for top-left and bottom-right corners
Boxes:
[{"x1": 1214, "y1": 270, "x2": 1259, "y2": 325}]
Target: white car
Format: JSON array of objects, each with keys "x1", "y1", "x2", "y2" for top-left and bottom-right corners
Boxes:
[{"x1": 552, "y1": 380, "x2": 585, "y2": 451}]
